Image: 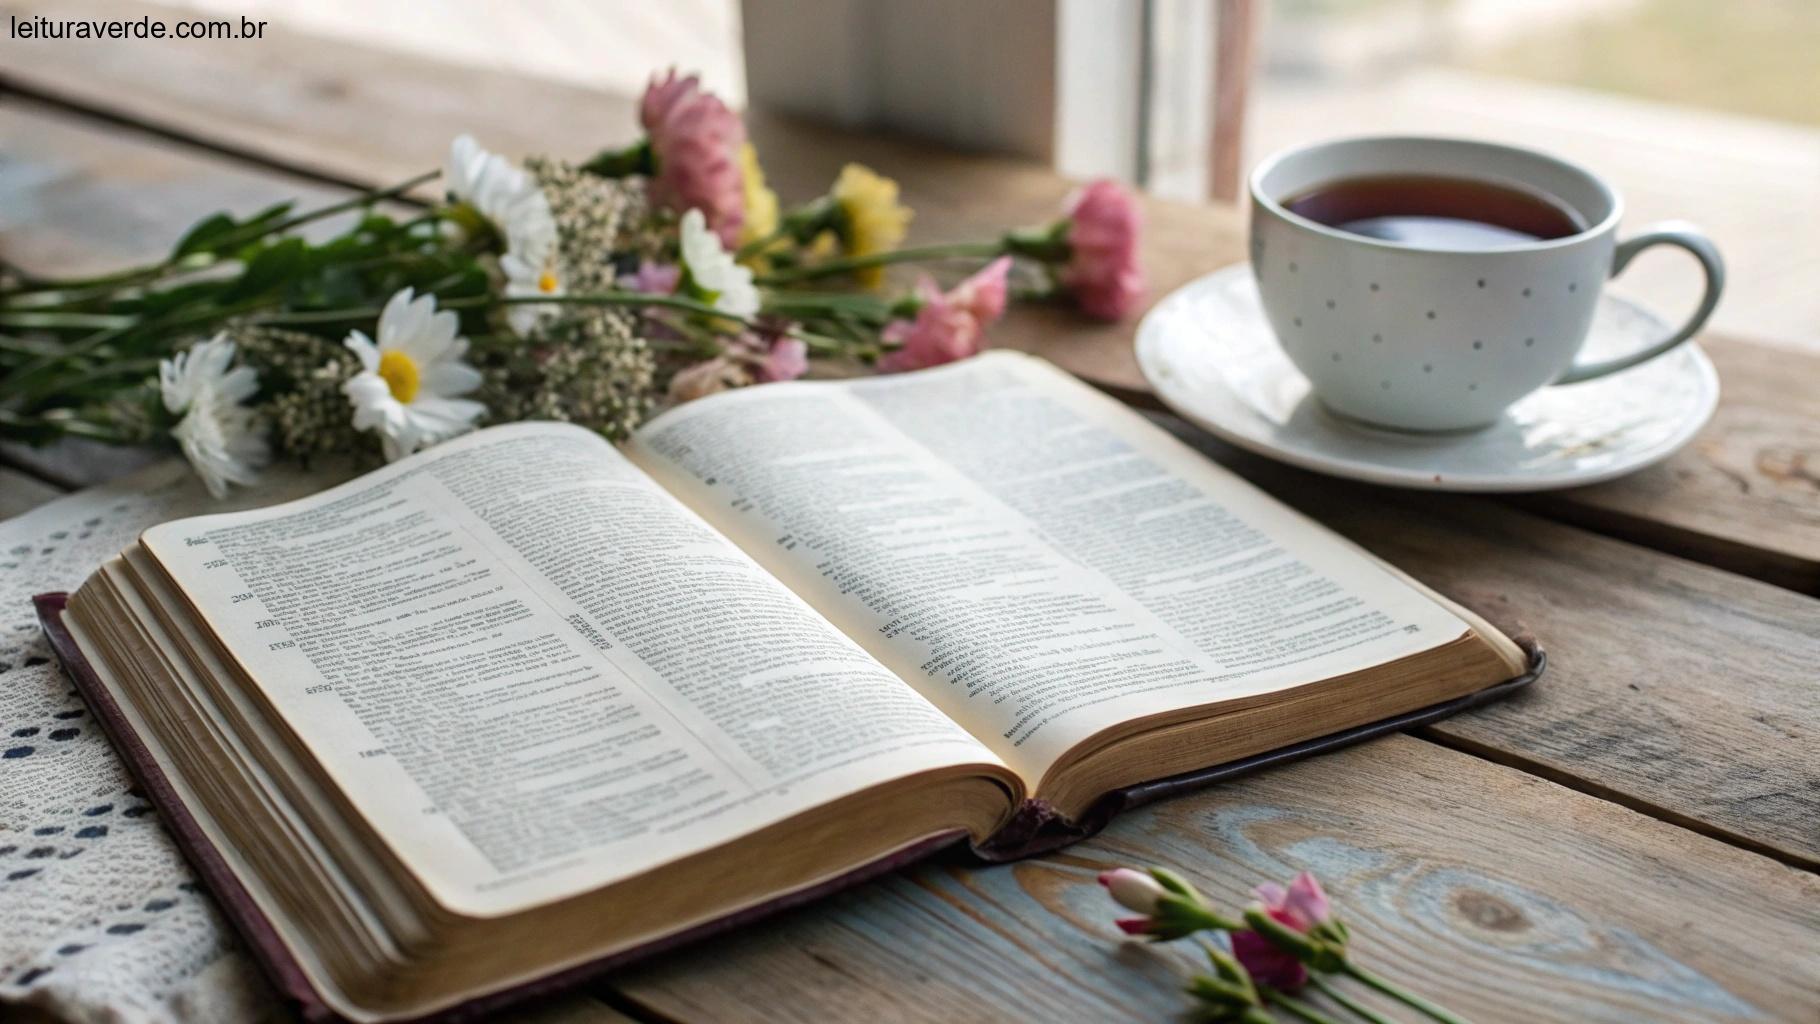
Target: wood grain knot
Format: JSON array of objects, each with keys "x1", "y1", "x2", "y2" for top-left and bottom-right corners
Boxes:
[
  {"x1": 1756, "y1": 448, "x2": 1819, "y2": 491},
  {"x1": 1452, "y1": 889, "x2": 1530, "y2": 933},
  {"x1": 307, "y1": 76, "x2": 352, "y2": 100}
]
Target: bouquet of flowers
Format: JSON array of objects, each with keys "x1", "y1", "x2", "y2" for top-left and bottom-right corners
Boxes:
[{"x1": 0, "y1": 70, "x2": 1144, "y2": 497}]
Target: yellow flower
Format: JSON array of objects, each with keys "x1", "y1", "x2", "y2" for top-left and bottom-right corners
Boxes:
[
  {"x1": 737, "y1": 144, "x2": 781, "y2": 259},
  {"x1": 831, "y1": 163, "x2": 911, "y2": 287}
]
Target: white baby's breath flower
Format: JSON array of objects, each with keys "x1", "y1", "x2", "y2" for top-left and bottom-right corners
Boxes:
[
  {"x1": 342, "y1": 288, "x2": 486, "y2": 462},
  {"x1": 159, "y1": 333, "x2": 269, "y2": 498},
  {"x1": 680, "y1": 207, "x2": 759, "y2": 318}
]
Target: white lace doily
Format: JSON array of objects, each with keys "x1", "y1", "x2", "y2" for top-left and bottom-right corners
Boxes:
[{"x1": 0, "y1": 461, "x2": 343, "y2": 1024}]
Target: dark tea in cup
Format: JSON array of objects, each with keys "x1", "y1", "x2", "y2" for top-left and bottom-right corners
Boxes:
[{"x1": 1282, "y1": 174, "x2": 1586, "y2": 250}]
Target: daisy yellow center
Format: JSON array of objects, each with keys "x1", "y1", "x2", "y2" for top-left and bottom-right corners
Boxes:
[
  {"x1": 538, "y1": 271, "x2": 560, "y2": 294},
  {"x1": 377, "y1": 350, "x2": 421, "y2": 404}
]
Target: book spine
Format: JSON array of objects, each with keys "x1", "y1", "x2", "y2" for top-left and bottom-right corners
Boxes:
[{"x1": 972, "y1": 641, "x2": 1546, "y2": 863}]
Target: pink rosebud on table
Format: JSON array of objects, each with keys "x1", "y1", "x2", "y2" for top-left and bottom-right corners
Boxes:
[
  {"x1": 641, "y1": 69, "x2": 746, "y2": 247},
  {"x1": 1099, "y1": 868, "x2": 1167, "y2": 935},
  {"x1": 1265, "y1": 871, "x2": 1334, "y2": 931},
  {"x1": 1099, "y1": 868, "x2": 1166, "y2": 913},
  {"x1": 1060, "y1": 178, "x2": 1146, "y2": 321}
]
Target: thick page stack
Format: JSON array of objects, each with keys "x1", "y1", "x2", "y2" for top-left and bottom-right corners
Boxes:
[{"x1": 38, "y1": 352, "x2": 1540, "y2": 1023}]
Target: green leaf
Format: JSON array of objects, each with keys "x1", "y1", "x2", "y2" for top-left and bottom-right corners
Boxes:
[
  {"x1": 223, "y1": 238, "x2": 307, "y2": 302},
  {"x1": 170, "y1": 201, "x2": 296, "y2": 259},
  {"x1": 111, "y1": 279, "x2": 233, "y2": 318},
  {"x1": 170, "y1": 213, "x2": 237, "y2": 259},
  {"x1": 237, "y1": 200, "x2": 297, "y2": 237}
]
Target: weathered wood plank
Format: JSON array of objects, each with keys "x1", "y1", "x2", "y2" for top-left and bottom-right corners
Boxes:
[
  {"x1": 1153, "y1": 418, "x2": 1820, "y2": 870},
  {"x1": 0, "y1": 437, "x2": 165, "y2": 491},
  {"x1": 499, "y1": 996, "x2": 645, "y2": 1024},
  {"x1": 0, "y1": 0, "x2": 638, "y2": 189},
  {"x1": 0, "y1": 466, "x2": 63, "y2": 518},
  {"x1": 3, "y1": 3, "x2": 1815, "y2": 591},
  {"x1": 0, "y1": 99, "x2": 350, "y2": 277},
  {"x1": 1519, "y1": 336, "x2": 1820, "y2": 594},
  {"x1": 610, "y1": 735, "x2": 1820, "y2": 1024}
]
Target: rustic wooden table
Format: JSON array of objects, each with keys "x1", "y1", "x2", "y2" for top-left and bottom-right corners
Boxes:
[{"x1": 2, "y1": 8, "x2": 1817, "y2": 1022}]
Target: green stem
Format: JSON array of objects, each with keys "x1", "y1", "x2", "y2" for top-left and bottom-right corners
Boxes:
[
  {"x1": 755, "y1": 241, "x2": 1006, "y2": 285},
  {"x1": 493, "y1": 292, "x2": 754, "y2": 323},
  {"x1": 2, "y1": 253, "x2": 221, "y2": 310},
  {"x1": 49, "y1": 357, "x2": 165, "y2": 390},
  {"x1": 759, "y1": 290, "x2": 895, "y2": 326},
  {"x1": 216, "y1": 169, "x2": 439, "y2": 251},
  {"x1": 1310, "y1": 974, "x2": 1399, "y2": 1024},
  {"x1": 0, "y1": 408, "x2": 137, "y2": 445},
  {"x1": 0, "y1": 334, "x2": 62, "y2": 358},
  {"x1": 0, "y1": 169, "x2": 436, "y2": 302},
  {"x1": 1341, "y1": 963, "x2": 1472, "y2": 1024},
  {"x1": 59, "y1": 418, "x2": 139, "y2": 444},
  {"x1": 0, "y1": 311, "x2": 137, "y2": 330},
  {"x1": 2, "y1": 295, "x2": 279, "y2": 408},
  {"x1": 1, "y1": 262, "x2": 173, "y2": 296},
  {"x1": 249, "y1": 291, "x2": 763, "y2": 330},
  {"x1": 1264, "y1": 990, "x2": 1350, "y2": 1024},
  {"x1": 734, "y1": 223, "x2": 795, "y2": 261},
  {"x1": 784, "y1": 327, "x2": 850, "y2": 355},
  {"x1": 245, "y1": 307, "x2": 385, "y2": 327}
]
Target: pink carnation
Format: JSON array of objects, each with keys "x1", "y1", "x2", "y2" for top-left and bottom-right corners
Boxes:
[
  {"x1": 1060, "y1": 179, "x2": 1145, "y2": 321},
  {"x1": 947, "y1": 256, "x2": 1012, "y2": 323},
  {"x1": 641, "y1": 70, "x2": 745, "y2": 246},
  {"x1": 879, "y1": 289, "x2": 981, "y2": 373},
  {"x1": 879, "y1": 258, "x2": 1012, "y2": 373}
]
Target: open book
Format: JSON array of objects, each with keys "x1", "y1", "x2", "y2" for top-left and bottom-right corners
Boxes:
[{"x1": 39, "y1": 352, "x2": 1537, "y2": 1023}]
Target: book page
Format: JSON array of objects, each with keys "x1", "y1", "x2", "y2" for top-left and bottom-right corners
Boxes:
[
  {"x1": 630, "y1": 353, "x2": 1469, "y2": 780},
  {"x1": 141, "y1": 423, "x2": 1007, "y2": 917}
]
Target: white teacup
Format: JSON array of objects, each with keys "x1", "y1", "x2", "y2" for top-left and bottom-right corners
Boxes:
[{"x1": 1249, "y1": 136, "x2": 1723, "y2": 432}]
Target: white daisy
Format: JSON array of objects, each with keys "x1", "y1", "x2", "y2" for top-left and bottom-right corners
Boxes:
[
  {"x1": 500, "y1": 225, "x2": 565, "y2": 336},
  {"x1": 679, "y1": 208, "x2": 759, "y2": 318},
  {"x1": 443, "y1": 135, "x2": 553, "y2": 237},
  {"x1": 159, "y1": 334, "x2": 269, "y2": 498},
  {"x1": 343, "y1": 288, "x2": 486, "y2": 462}
]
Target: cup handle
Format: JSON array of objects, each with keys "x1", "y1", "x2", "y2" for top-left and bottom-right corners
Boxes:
[{"x1": 1554, "y1": 221, "x2": 1725, "y2": 385}]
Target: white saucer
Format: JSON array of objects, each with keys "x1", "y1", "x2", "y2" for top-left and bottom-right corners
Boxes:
[{"x1": 1135, "y1": 264, "x2": 1719, "y2": 492}]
